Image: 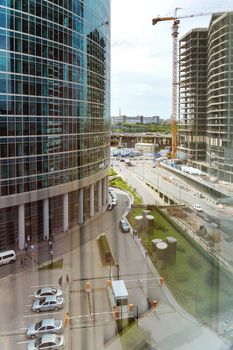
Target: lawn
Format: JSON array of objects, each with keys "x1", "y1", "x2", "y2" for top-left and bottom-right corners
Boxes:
[
  {"x1": 129, "y1": 206, "x2": 233, "y2": 323},
  {"x1": 39, "y1": 259, "x2": 63, "y2": 270},
  {"x1": 109, "y1": 167, "x2": 117, "y2": 176},
  {"x1": 119, "y1": 319, "x2": 154, "y2": 350}
]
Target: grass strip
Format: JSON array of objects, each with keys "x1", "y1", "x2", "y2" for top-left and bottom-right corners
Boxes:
[
  {"x1": 97, "y1": 233, "x2": 115, "y2": 266},
  {"x1": 39, "y1": 258, "x2": 63, "y2": 270}
]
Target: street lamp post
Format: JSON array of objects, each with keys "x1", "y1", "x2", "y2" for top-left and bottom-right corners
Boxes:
[
  {"x1": 31, "y1": 245, "x2": 35, "y2": 271},
  {"x1": 50, "y1": 249, "x2": 53, "y2": 265},
  {"x1": 109, "y1": 260, "x2": 112, "y2": 279},
  {"x1": 115, "y1": 264, "x2": 120, "y2": 280},
  {"x1": 142, "y1": 157, "x2": 145, "y2": 180}
]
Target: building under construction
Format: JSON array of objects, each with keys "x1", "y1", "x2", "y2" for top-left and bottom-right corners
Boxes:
[
  {"x1": 178, "y1": 12, "x2": 233, "y2": 182},
  {"x1": 178, "y1": 28, "x2": 208, "y2": 162}
]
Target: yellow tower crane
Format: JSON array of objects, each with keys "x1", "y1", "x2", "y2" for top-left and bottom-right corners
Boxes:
[{"x1": 152, "y1": 8, "x2": 216, "y2": 159}]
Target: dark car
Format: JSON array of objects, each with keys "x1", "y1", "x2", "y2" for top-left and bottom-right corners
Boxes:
[{"x1": 119, "y1": 218, "x2": 130, "y2": 233}]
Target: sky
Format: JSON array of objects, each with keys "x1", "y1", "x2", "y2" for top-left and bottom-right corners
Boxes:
[{"x1": 111, "y1": 0, "x2": 233, "y2": 119}]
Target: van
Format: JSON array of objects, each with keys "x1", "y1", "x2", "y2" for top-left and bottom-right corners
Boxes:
[{"x1": 0, "y1": 250, "x2": 16, "y2": 266}]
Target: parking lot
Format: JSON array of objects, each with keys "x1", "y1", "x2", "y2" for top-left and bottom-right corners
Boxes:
[{"x1": 0, "y1": 267, "x2": 65, "y2": 350}]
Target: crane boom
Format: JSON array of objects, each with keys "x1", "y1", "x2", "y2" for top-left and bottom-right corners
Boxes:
[{"x1": 152, "y1": 11, "x2": 214, "y2": 25}]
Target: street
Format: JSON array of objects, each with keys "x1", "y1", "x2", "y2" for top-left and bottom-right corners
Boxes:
[
  {"x1": 0, "y1": 187, "x2": 230, "y2": 350},
  {"x1": 113, "y1": 158, "x2": 233, "y2": 267}
]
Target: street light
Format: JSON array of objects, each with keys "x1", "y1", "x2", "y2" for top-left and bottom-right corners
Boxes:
[
  {"x1": 115, "y1": 264, "x2": 120, "y2": 280},
  {"x1": 50, "y1": 249, "x2": 53, "y2": 265},
  {"x1": 31, "y1": 245, "x2": 35, "y2": 271}
]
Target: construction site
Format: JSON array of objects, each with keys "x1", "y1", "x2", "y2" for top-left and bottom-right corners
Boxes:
[{"x1": 153, "y1": 9, "x2": 233, "y2": 183}]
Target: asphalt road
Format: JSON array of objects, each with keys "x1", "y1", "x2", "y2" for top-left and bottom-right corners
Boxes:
[
  {"x1": 113, "y1": 159, "x2": 233, "y2": 266},
  {"x1": 0, "y1": 182, "x2": 231, "y2": 350}
]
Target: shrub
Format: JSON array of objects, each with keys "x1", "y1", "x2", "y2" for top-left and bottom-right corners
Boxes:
[
  {"x1": 187, "y1": 255, "x2": 202, "y2": 270},
  {"x1": 109, "y1": 168, "x2": 117, "y2": 176}
]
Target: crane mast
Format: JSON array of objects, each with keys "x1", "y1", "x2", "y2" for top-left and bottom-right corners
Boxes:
[
  {"x1": 171, "y1": 19, "x2": 179, "y2": 159},
  {"x1": 152, "y1": 9, "x2": 220, "y2": 159}
]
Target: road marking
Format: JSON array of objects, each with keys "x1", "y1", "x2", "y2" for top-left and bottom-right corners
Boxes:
[
  {"x1": 70, "y1": 287, "x2": 106, "y2": 293},
  {"x1": 31, "y1": 283, "x2": 59, "y2": 288},
  {"x1": 23, "y1": 311, "x2": 60, "y2": 318},
  {"x1": 17, "y1": 340, "x2": 29, "y2": 345},
  {"x1": 0, "y1": 330, "x2": 26, "y2": 337}
]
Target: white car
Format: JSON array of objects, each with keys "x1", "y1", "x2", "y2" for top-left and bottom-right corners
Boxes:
[
  {"x1": 111, "y1": 198, "x2": 118, "y2": 206},
  {"x1": 193, "y1": 204, "x2": 203, "y2": 212},
  {"x1": 26, "y1": 319, "x2": 63, "y2": 339},
  {"x1": 27, "y1": 334, "x2": 64, "y2": 350},
  {"x1": 32, "y1": 296, "x2": 64, "y2": 313},
  {"x1": 33, "y1": 287, "x2": 63, "y2": 300}
]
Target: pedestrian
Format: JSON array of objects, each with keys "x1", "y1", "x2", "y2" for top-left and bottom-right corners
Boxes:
[
  {"x1": 52, "y1": 232, "x2": 55, "y2": 241},
  {"x1": 48, "y1": 241, "x2": 53, "y2": 250},
  {"x1": 20, "y1": 256, "x2": 24, "y2": 267},
  {"x1": 145, "y1": 250, "x2": 148, "y2": 258},
  {"x1": 66, "y1": 274, "x2": 70, "y2": 283},
  {"x1": 24, "y1": 242, "x2": 28, "y2": 251},
  {"x1": 58, "y1": 276, "x2": 62, "y2": 287}
]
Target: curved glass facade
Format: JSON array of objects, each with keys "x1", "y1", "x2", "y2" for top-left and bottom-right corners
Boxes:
[{"x1": 0, "y1": 0, "x2": 110, "y2": 248}]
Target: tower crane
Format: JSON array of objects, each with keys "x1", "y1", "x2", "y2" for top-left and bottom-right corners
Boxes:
[{"x1": 152, "y1": 8, "x2": 215, "y2": 159}]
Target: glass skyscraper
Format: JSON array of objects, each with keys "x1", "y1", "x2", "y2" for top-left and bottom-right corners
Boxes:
[{"x1": 0, "y1": 0, "x2": 111, "y2": 249}]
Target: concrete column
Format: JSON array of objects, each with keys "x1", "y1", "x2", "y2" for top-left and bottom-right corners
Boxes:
[
  {"x1": 79, "y1": 188, "x2": 84, "y2": 224},
  {"x1": 98, "y1": 180, "x2": 102, "y2": 211},
  {"x1": 63, "y1": 193, "x2": 69, "y2": 232},
  {"x1": 102, "y1": 177, "x2": 106, "y2": 206},
  {"x1": 43, "y1": 198, "x2": 49, "y2": 240},
  {"x1": 18, "y1": 204, "x2": 25, "y2": 250},
  {"x1": 90, "y1": 184, "x2": 95, "y2": 217}
]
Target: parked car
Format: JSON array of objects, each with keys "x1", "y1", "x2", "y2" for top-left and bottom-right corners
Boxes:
[
  {"x1": 119, "y1": 218, "x2": 130, "y2": 233},
  {"x1": 33, "y1": 287, "x2": 63, "y2": 300},
  {"x1": 27, "y1": 334, "x2": 65, "y2": 350},
  {"x1": 193, "y1": 204, "x2": 203, "y2": 212},
  {"x1": 0, "y1": 250, "x2": 16, "y2": 266},
  {"x1": 112, "y1": 197, "x2": 118, "y2": 206},
  {"x1": 106, "y1": 203, "x2": 113, "y2": 211},
  {"x1": 32, "y1": 296, "x2": 64, "y2": 313},
  {"x1": 26, "y1": 319, "x2": 63, "y2": 339}
]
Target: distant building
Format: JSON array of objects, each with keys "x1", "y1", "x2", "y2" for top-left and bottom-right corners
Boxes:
[
  {"x1": 144, "y1": 116, "x2": 160, "y2": 124},
  {"x1": 111, "y1": 115, "x2": 160, "y2": 125},
  {"x1": 135, "y1": 143, "x2": 155, "y2": 155}
]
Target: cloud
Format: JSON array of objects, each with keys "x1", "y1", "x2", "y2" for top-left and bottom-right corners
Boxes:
[{"x1": 111, "y1": 0, "x2": 233, "y2": 117}]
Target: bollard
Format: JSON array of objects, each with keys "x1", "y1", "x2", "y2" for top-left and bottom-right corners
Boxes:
[
  {"x1": 64, "y1": 312, "x2": 70, "y2": 326},
  {"x1": 151, "y1": 300, "x2": 158, "y2": 312}
]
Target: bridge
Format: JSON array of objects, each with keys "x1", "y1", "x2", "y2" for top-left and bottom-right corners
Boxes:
[{"x1": 111, "y1": 132, "x2": 172, "y2": 149}]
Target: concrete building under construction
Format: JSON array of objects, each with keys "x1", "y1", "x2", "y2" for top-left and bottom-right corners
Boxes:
[
  {"x1": 178, "y1": 28, "x2": 208, "y2": 162},
  {"x1": 178, "y1": 12, "x2": 233, "y2": 182}
]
